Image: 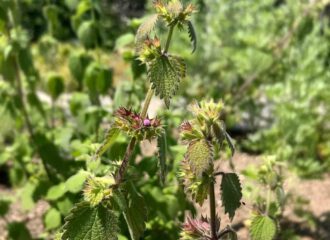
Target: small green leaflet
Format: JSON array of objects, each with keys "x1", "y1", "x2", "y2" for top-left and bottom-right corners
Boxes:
[
  {"x1": 94, "y1": 127, "x2": 120, "y2": 160},
  {"x1": 250, "y1": 215, "x2": 277, "y2": 240},
  {"x1": 220, "y1": 173, "x2": 242, "y2": 220},
  {"x1": 187, "y1": 21, "x2": 197, "y2": 53},
  {"x1": 157, "y1": 132, "x2": 167, "y2": 184},
  {"x1": 62, "y1": 201, "x2": 119, "y2": 240},
  {"x1": 122, "y1": 182, "x2": 147, "y2": 240},
  {"x1": 186, "y1": 139, "x2": 213, "y2": 178},
  {"x1": 148, "y1": 55, "x2": 186, "y2": 108}
]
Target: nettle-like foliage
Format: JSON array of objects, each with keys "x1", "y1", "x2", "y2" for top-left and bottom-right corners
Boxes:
[
  {"x1": 59, "y1": 1, "x2": 197, "y2": 239},
  {"x1": 242, "y1": 157, "x2": 286, "y2": 240},
  {"x1": 179, "y1": 100, "x2": 242, "y2": 240}
]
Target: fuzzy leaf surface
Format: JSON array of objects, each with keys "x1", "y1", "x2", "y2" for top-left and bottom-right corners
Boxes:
[
  {"x1": 186, "y1": 139, "x2": 213, "y2": 178},
  {"x1": 250, "y1": 215, "x2": 276, "y2": 240},
  {"x1": 149, "y1": 55, "x2": 186, "y2": 108},
  {"x1": 62, "y1": 201, "x2": 118, "y2": 240},
  {"x1": 135, "y1": 14, "x2": 158, "y2": 48},
  {"x1": 220, "y1": 173, "x2": 242, "y2": 220},
  {"x1": 157, "y1": 132, "x2": 167, "y2": 184}
]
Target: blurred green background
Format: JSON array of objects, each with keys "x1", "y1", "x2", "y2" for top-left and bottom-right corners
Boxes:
[{"x1": 1, "y1": 0, "x2": 330, "y2": 239}]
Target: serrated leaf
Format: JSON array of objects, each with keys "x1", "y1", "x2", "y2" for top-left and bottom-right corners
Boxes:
[
  {"x1": 44, "y1": 208, "x2": 61, "y2": 230},
  {"x1": 136, "y1": 14, "x2": 158, "y2": 43},
  {"x1": 187, "y1": 21, "x2": 197, "y2": 53},
  {"x1": 186, "y1": 139, "x2": 213, "y2": 178},
  {"x1": 62, "y1": 202, "x2": 119, "y2": 240},
  {"x1": 220, "y1": 173, "x2": 242, "y2": 220},
  {"x1": 149, "y1": 55, "x2": 186, "y2": 108},
  {"x1": 250, "y1": 215, "x2": 277, "y2": 240},
  {"x1": 123, "y1": 182, "x2": 147, "y2": 240},
  {"x1": 157, "y1": 132, "x2": 167, "y2": 184},
  {"x1": 225, "y1": 131, "x2": 235, "y2": 157},
  {"x1": 94, "y1": 127, "x2": 121, "y2": 160}
]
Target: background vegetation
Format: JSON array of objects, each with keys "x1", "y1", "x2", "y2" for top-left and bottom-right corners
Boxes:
[{"x1": 0, "y1": 0, "x2": 330, "y2": 239}]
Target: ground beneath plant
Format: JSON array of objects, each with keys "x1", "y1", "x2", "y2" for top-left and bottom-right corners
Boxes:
[{"x1": 0, "y1": 153, "x2": 330, "y2": 239}]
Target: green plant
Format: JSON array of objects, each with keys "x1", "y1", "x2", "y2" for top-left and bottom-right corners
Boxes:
[
  {"x1": 178, "y1": 100, "x2": 242, "y2": 240},
  {"x1": 57, "y1": 1, "x2": 200, "y2": 239}
]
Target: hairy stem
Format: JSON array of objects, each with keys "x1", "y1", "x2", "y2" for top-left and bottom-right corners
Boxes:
[
  {"x1": 115, "y1": 137, "x2": 137, "y2": 184},
  {"x1": 209, "y1": 178, "x2": 218, "y2": 239},
  {"x1": 141, "y1": 87, "x2": 154, "y2": 118},
  {"x1": 114, "y1": 23, "x2": 176, "y2": 184},
  {"x1": 164, "y1": 25, "x2": 175, "y2": 53}
]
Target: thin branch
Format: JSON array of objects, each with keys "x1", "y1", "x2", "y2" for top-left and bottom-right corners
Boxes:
[{"x1": 209, "y1": 178, "x2": 217, "y2": 239}]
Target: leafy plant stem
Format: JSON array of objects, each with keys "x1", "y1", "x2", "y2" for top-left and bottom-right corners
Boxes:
[
  {"x1": 141, "y1": 87, "x2": 154, "y2": 118},
  {"x1": 114, "y1": 25, "x2": 177, "y2": 185},
  {"x1": 209, "y1": 177, "x2": 218, "y2": 240},
  {"x1": 164, "y1": 24, "x2": 175, "y2": 53},
  {"x1": 115, "y1": 137, "x2": 137, "y2": 184}
]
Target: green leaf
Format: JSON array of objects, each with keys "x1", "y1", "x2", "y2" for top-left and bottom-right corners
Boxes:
[
  {"x1": 47, "y1": 73, "x2": 65, "y2": 100},
  {"x1": 0, "y1": 198, "x2": 11, "y2": 217},
  {"x1": 84, "y1": 62, "x2": 113, "y2": 94},
  {"x1": 157, "y1": 132, "x2": 167, "y2": 184},
  {"x1": 148, "y1": 55, "x2": 186, "y2": 108},
  {"x1": 186, "y1": 139, "x2": 213, "y2": 178},
  {"x1": 65, "y1": 171, "x2": 89, "y2": 193},
  {"x1": 44, "y1": 208, "x2": 61, "y2": 230},
  {"x1": 62, "y1": 202, "x2": 119, "y2": 240},
  {"x1": 187, "y1": 21, "x2": 197, "y2": 53},
  {"x1": 77, "y1": 20, "x2": 98, "y2": 49},
  {"x1": 135, "y1": 14, "x2": 158, "y2": 50},
  {"x1": 94, "y1": 127, "x2": 121, "y2": 159},
  {"x1": 68, "y1": 52, "x2": 93, "y2": 86},
  {"x1": 250, "y1": 215, "x2": 277, "y2": 240},
  {"x1": 220, "y1": 173, "x2": 242, "y2": 220},
  {"x1": 7, "y1": 222, "x2": 32, "y2": 240},
  {"x1": 225, "y1": 131, "x2": 235, "y2": 157},
  {"x1": 123, "y1": 182, "x2": 147, "y2": 240},
  {"x1": 46, "y1": 183, "x2": 67, "y2": 201}
]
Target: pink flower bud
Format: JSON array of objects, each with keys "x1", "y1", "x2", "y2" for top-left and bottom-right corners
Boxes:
[{"x1": 143, "y1": 119, "x2": 151, "y2": 126}]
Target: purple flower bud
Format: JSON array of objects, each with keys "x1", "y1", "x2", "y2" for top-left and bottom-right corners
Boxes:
[{"x1": 143, "y1": 118, "x2": 151, "y2": 126}]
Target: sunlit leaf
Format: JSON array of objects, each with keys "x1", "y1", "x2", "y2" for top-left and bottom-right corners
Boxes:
[
  {"x1": 220, "y1": 173, "x2": 242, "y2": 220},
  {"x1": 250, "y1": 215, "x2": 277, "y2": 240},
  {"x1": 62, "y1": 201, "x2": 119, "y2": 240},
  {"x1": 148, "y1": 55, "x2": 186, "y2": 107}
]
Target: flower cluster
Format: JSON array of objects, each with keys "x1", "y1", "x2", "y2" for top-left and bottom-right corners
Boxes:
[
  {"x1": 138, "y1": 37, "x2": 162, "y2": 64},
  {"x1": 180, "y1": 217, "x2": 211, "y2": 240},
  {"x1": 114, "y1": 107, "x2": 163, "y2": 141},
  {"x1": 154, "y1": 0, "x2": 196, "y2": 27}
]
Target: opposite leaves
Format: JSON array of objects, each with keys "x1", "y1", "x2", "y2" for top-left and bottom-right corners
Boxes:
[
  {"x1": 250, "y1": 215, "x2": 277, "y2": 240},
  {"x1": 148, "y1": 54, "x2": 186, "y2": 108},
  {"x1": 62, "y1": 202, "x2": 119, "y2": 240},
  {"x1": 220, "y1": 173, "x2": 242, "y2": 220}
]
